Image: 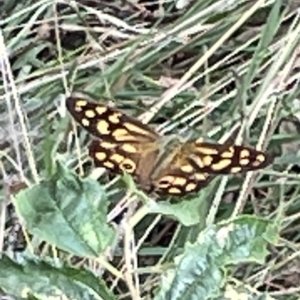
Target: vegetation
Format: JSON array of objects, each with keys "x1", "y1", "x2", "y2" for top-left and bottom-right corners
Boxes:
[{"x1": 0, "y1": 0, "x2": 299, "y2": 299}]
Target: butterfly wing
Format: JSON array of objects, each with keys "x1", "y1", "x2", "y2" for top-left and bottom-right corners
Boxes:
[
  {"x1": 88, "y1": 139, "x2": 160, "y2": 189},
  {"x1": 153, "y1": 169, "x2": 212, "y2": 196},
  {"x1": 66, "y1": 95, "x2": 160, "y2": 185},
  {"x1": 187, "y1": 141, "x2": 273, "y2": 174},
  {"x1": 66, "y1": 96, "x2": 159, "y2": 143},
  {"x1": 152, "y1": 141, "x2": 273, "y2": 196}
]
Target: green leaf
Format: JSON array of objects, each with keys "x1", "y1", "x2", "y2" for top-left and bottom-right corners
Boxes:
[
  {"x1": 155, "y1": 216, "x2": 279, "y2": 300},
  {"x1": 147, "y1": 197, "x2": 204, "y2": 227},
  {"x1": 0, "y1": 255, "x2": 116, "y2": 300},
  {"x1": 15, "y1": 162, "x2": 116, "y2": 257}
]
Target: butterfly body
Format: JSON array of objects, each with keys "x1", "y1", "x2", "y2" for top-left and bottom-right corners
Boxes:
[{"x1": 66, "y1": 94, "x2": 273, "y2": 197}]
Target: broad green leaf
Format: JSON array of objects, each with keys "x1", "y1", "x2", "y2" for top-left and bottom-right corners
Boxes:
[
  {"x1": 0, "y1": 255, "x2": 116, "y2": 300},
  {"x1": 147, "y1": 198, "x2": 204, "y2": 227},
  {"x1": 155, "y1": 216, "x2": 279, "y2": 300},
  {"x1": 15, "y1": 162, "x2": 116, "y2": 257}
]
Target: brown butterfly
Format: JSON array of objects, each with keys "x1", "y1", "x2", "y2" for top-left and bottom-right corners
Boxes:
[{"x1": 66, "y1": 94, "x2": 273, "y2": 196}]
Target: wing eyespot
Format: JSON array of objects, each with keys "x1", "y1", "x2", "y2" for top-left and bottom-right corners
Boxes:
[
  {"x1": 157, "y1": 181, "x2": 171, "y2": 188},
  {"x1": 156, "y1": 176, "x2": 174, "y2": 188},
  {"x1": 120, "y1": 159, "x2": 136, "y2": 173}
]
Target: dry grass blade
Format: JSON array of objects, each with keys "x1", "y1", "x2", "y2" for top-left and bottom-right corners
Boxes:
[{"x1": 1, "y1": 0, "x2": 300, "y2": 299}]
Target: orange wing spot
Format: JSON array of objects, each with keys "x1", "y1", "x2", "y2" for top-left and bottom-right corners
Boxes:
[
  {"x1": 97, "y1": 120, "x2": 110, "y2": 134},
  {"x1": 75, "y1": 106, "x2": 83, "y2": 112},
  {"x1": 256, "y1": 154, "x2": 266, "y2": 162},
  {"x1": 211, "y1": 159, "x2": 232, "y2": 171},
  {"x1": 121, "y1": 143, "x2": 137, "y2": 153},
  {"x1": 221, "y1": 148, "x2": 234, "y2": 158},
  {"x1": 252, "y1": 159, "x2": 265, "y2": 167},
  {"x1": 185, "y1": 182, "x2": 197, "y2": 192},
  {"x1": 240, "y1": 149, "x2": 250, "y2": 158},
  {"x1": 230, "y1": 167, "x2": 242, "y2": 173},
  {"x1": 110, "y1": 153, "x2": 125, "y2": 164},
  {"x1": 168, "y1": 187, "x2": 182, "y2": 194},
  {"x1": 180, "y1": 164, "x2": 194, "y2": 173},
  {"x1": 103, "y1": 161, "x2": 115, "y2": 169},
  {"x1": 96, "y1": 106, "x2": 107, "y2": 115},
  {"x1": 108, "y1": 112, "x2": 122, "y2": 124},
  {"x1": 195, "y1": 173, "x2": 207, "y2": 181},
  {"x1": 197, "y1": 146, "x2": 219, "y2": 155},
  {"x1": 112, "y1": 128, "x2": 130, "y2": 140},
  {"x1": 239, "y1": 158, "x2": 250, "y2": 166},
  {"x1": 76, "y1": 100, "x2": 87, "y2": 106},
  {"x1": 123, "y1": 122, "x2": 151, "y2": 135},
  {"x1": 74, "y1": 100, "x2": 87, "y2": 111},
  {"x1": 85, "y1": 110, "x2": 96, "y2": 118},
  {"x1": 157, "y1": 176, "x2": 175, "y2": 188},
  {"x1": 202, "y1": 155, "x2": 213, "y2": 166},
  {"x1": 82, "y1": 118, "x2": 90, "y2": 127},
  {"x1": 191, "y1": 156, "x2": 204, "y2": 168},
  {"x1": 101, "y1": 142, "x2": 116, "y2": 149},
  {"x1": 173, "y1": 177, "x2": 187, "y2": 186},
  {"x1": 95, "y1": 152, "x2": 107, "y2": 161}
]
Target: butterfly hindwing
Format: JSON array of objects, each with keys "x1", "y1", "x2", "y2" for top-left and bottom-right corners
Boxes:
[
  {"x1": 151, "y1": 144, "x2": 213, "y2": 195},
  {"x1": 88, "y1": 139, "x2": 138, "y2": 174},
  {"x1": 88, "y1": 139, "x2": 160, "y2": 185},
  {"x1": 153, "y1": 170, "x2": 213, "y2": 196}
]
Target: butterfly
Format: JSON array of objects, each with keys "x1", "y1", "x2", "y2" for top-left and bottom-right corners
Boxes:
[{"x1": 66, "y1": 94, "x2": 273, "y2": 197}]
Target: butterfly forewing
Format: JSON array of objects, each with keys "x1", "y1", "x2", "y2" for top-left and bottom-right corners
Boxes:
[
  {"x1": 66, "y1": 96, "x2": 158, "y2": 143},
  {"x1": 189, "y1": 142, "x2": 273, "y2": 174}
]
